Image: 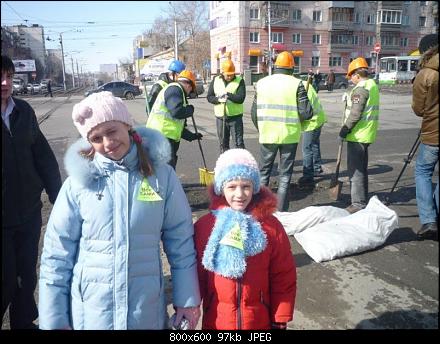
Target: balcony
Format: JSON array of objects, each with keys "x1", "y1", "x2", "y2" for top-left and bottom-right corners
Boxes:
[
  {"x1": 328, "y1": 21, "x2": 354, "y2": 31},
  {"x1": 328, "y1": 1, "x2": 354, "y2": 8},
  {"x1": 377, "y1": 22, "x2": 402, "y2": 32},
  {"x1": 379, "y1": 1, "x2": 403, "y2": 10},
  {"x1": 327, "y1": 43, "x2": 353, "y2": 53}
]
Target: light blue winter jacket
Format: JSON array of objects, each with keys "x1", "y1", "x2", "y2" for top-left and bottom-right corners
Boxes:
[{"x1": 38, "y1": 127, "x2": 200, "y2": 330}]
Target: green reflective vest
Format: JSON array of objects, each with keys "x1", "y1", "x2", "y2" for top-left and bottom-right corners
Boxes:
[
  {"x1": 146, "y1": 82, "x2": 186, "y2": 142},
  {"x1": 300, "y1": 80, "x2": 327, "y2": 132},
  {"x1": 256, "y1": 74, "x2": 302, "y2": 144},
  {"x1": 344, "y1": 78, "x2": 379, "y2": 143},
  {"x1": 213, "y1": 76, "x2": 244, "y2": 118}
]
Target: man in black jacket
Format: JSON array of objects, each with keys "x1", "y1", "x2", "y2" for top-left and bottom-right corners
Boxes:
[{"x1": 2, "y1": 55, "x2": 62, "y2": 329}]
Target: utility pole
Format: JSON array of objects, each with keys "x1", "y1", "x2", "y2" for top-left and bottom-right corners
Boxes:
[
  {"x1": 76, "y1": 60, "x2": 80, "y2": 86},
  {"x1": 59, "y1": 33, "x2": 67, "y2": 91},
  {"x1": 71, "y1": 56, "x2": 75, "y2": 88},
  {"x1": 267, "y1": 1, "x2": 272, "y2": 75},
  {"x1": 174, "y1": 20, "x2": 178, "y2": 60},
  {"x1": 375, "y1": 2, "x2": 382, "y2": 77}
]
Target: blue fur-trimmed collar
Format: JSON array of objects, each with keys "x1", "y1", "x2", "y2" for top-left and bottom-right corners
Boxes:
[
  {"x1": 64, "y1": 126, "x2": 171, "y2": 187},
  {"x1": 202, "y1": 207, "x2": 267, "y2": 279}
]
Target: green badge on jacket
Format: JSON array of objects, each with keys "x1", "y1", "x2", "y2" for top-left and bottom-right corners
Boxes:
[
  {"x1": 219, "y1": 223, "x2": 244, "y2": 250},
  {"x1": 137, "y1": 178, "x2": 163, "y2": 202}
]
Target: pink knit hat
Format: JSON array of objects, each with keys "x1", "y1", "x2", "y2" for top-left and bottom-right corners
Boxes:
[
  {"x1": 214, "y1": 148, "x2": 261, "y2": 195},
  {"x1": 72, "y1": 91, "x2": 134, "y2": 139}
]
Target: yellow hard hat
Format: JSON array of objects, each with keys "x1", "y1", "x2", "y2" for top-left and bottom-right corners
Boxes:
[
  {"x1": 178, "y1": 70, "x2": 196, "y2": 91},
  {"x1": 221, "y1": 59, "x2": 235, "y2": 75},
  {"x1": 274, "y1": 51, "x2": 295, "y2": 69},
  {"x1": 346, "y1": 57, "x2": 369, "y2": 78}
]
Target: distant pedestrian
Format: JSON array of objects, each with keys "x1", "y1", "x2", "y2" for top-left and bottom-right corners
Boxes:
[
  {"x1": 326, "y1": 70, "x2": 335, "y2": 92},
  {"x1": 313, "y1": 69, "x2": 322, "y2": 93},
  {"x1": 2, "y1": 55, "x2": 62, "y2": 329},
  {"x1": 412, "y1": 33, "x2": 439, "y2": 241},
  {"x1": 45, "y1": 80, "x2": 52, "y2": 97}
]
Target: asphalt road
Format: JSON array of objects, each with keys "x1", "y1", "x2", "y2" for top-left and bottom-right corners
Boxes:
[{"x1": 2, "y1": 85, "x2": 438, "y2": 330}]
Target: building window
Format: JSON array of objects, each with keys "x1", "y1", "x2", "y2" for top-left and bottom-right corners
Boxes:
[
  {"x1": 292, "y1": 33, "x2": 301, "y2": 44},
  {"x1": 292, "y1": 9, "x2": 302, "y2": 21},
  {"x1": 378, "y1": 10, "x2": 402, "y2": 24},
  {"x1": 402, "y1": 15, "x2": 410, "y2": 26},
  {"x1": 354, "y1": 13, "x2": 361, "y2": 23},
  {"x1": 400, "y1": 37, "x2": 408, "y2": 47},
  {"x1": 419, "y1": 1, "x2": 426, "y2": 6},
  {"x1": 329, "y1": 56, "x2": 342, "y2": 67},
  {"x1": 312, "y1": 56, "x2": 320, "y2": 67},
  {"x1": 293, "y1": 57, "x2": 300, "y2": 73},
  {"x1": 313, "y1": 10, "x2": 322, "y2": 22},
  {"x1": 434, "y1": 17, "x2": 439, "y2": 27},
  {"x1": 250, "y1": 32, "x2": 260, "y2": 43},
  {"x1": 419, "y1": 16, "x2": 426, "y2": 27},
  {"x1": 366, "y1": 36, "x2": 375, "y2": 45},
  {"x1": 312, "y1": 34, "x2": 321, "y2": 44},
  {"x1": 366, "y1": 13, "x2": 376, "y2": 24},
  {"x1": 352, "y1": 36, "x2": 359, "y2": 45},
  {"x1": 272, "y1": 32, "x2": 283, "y2": 43},
  {"x1": 250, "y1": 8, "x2": 260, "y2": 20},
  {"x1": 381, "y1": 35, "x2": 399, "y2": 46}
]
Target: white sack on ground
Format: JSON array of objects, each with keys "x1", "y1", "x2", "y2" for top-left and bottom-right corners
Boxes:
[
  {"x1": 274, "y1": 206, "x2": 350, "y2": 235},
  {"x1": 294, "y1": 196, "x2": 399, "y2": 263}
]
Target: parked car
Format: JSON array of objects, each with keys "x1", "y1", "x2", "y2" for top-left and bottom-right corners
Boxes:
[
  {"x1": 188, "y1": 79, "x2": 205, "y2": 98},
  {"x1": 12, "y1": 78, "x2": 26, "y2": 95},
  {"x1": 26, "y1": 83, "x2": 34, "y2": 94},
  {"x1": 32, "y1": 83, "x2": 41, "y2": 94},
  {"x1": 84, "y1": 81, "x2": 141, "y2": 100},
  {"x1": 296, "y1": 72, "x2": 348, "y2": 90}
]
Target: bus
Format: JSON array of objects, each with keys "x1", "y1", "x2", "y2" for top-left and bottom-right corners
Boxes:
[{"x1": 378, "y1": 56, "x2": 420, "y2": 85}]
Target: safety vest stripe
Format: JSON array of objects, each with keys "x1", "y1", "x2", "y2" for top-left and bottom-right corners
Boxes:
[
  {"x1": 257, "y1": 104, "x2": 298, "y2": 111},
  {"x1": 257, "y1": 116, "x2": 300, "y2": 123}
]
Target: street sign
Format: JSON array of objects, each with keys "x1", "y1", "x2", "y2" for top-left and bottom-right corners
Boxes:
[{"x1": 374, "y1": 43, "x2": 381, "y2": 53}]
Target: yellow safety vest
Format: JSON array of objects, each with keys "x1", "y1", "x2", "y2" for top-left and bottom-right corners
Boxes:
[
  {"x1": 146, "y1": 82, "x2": 186, "y2": 142},
  {"x1": 213, "y1": 76, "x2": 244, "y2": 118},
  {"x1": 344, "y1": 79, "x2": 379, "y2": 143},
  {"x1": 156, "y1": 79, "x2": 168, "y2": 90},
  {"x1": 301, "y1": 80, "x2": 327, "y2": 132},
  {"x1": 256, "y1": 74, "x2": 302, "y2": 144}
]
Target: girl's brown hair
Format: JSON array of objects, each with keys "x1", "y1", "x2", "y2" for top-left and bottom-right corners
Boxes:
[{"x1": 79, "y1": 129, "x2": 153, "y2": 177}]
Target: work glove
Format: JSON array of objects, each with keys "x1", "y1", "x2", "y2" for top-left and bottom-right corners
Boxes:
[
  {"x1": 189, "y1": 132, "x2": 203, "y2": 142},
  {"x1": 339, "y1": 125, "x2": 350, "y2": 140},
  {"x1": 186, "y1": 104, "x2": 194, "y2": 116},
  {"x1": 271, "y1": 322, "x2": 287, "y2": 330}
]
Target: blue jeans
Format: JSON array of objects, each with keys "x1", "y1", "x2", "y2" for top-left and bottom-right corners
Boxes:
[
  {"x1": 415, "y1": 143, "x2": 439, "y2": 225},
  {"x1": 302, "y1": 126, "x2": 323, "y2": 180}
]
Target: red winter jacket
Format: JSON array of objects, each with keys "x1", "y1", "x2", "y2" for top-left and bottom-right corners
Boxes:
[{"x1": 194, "y1": 186, "x2": 297, "y2": 330}]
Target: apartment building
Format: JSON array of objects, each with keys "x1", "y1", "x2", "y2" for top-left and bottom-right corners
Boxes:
[
  {"x1": 6, "y1": 24, "x2": 47, "y2": 69},
  {"x1": 209, "y1": 1, "x2": 438, "y2": 76}
]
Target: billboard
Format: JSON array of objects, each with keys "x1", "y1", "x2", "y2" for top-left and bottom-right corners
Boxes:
[
  {"x1": 140, "y1": 59, "x2": 172, "y2": 77},
  {"x1": 12, "y1": 59, "x2": 36, "y2": 72}
]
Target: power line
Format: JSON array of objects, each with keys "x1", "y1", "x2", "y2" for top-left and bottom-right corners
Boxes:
[{"x1": 3, "y1": 1, "x2": 27, "y2": 22}]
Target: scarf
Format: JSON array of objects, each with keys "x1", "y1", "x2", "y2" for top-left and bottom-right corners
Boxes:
[{"x1": 202, "y1": 207, "x2": 267, "y2": 279}]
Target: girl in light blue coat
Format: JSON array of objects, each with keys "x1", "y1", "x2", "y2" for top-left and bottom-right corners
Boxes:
[{"x1": 38, "y1": 91, "x2": 201, "y2": 330}]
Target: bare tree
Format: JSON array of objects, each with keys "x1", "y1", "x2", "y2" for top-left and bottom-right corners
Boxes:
[{"x1": 167, "y1": 1, "x2": 209, "y2": 76}]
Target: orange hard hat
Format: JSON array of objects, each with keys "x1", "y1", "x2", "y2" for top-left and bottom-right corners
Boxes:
[
  {"x1": 274, "y1": 51, "x2": 295, "y2": 69},
  {"x1": 346, "y1": 57, "x2": 369, "y2": 78},
  {"x1": 178, "y1": 70, "x2": 196, "y2": 90},
  {"x1": 221, "y1": 59, "x2": 235, "y2": 75}
]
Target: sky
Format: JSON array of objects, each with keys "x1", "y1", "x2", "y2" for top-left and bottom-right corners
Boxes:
[{"x1": 1, "y1": 1, "x2": 172, "y2": 72}]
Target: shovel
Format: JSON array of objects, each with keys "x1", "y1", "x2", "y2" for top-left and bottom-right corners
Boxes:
[
  {"x1": 329, "y1": 93, "x2": 348, "y2": 201},
  {"x1": 329, "y1": 141, "x2": 344, "y2": 200}
]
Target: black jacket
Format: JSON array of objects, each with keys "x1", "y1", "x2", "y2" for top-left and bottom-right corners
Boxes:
[
  {"x1": 207, "y1": 75, "x2": 246, "y2": 110},
  {"x1": 147, "y1": 72, "x2": 172, "y2": 111},
  {"x1": 2, "y1": 97, "x2": 62, "y2": 227}
]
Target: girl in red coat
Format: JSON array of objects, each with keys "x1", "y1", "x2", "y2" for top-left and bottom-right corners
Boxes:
[{"x1": 194, "y1": 148, "x2": 297, "y2": 330}]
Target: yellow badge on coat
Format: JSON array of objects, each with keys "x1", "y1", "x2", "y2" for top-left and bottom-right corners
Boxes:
[
  {"x1": 137, "y1": 178, "x2": 163, "y2": 202},
  {"x1": 219, "y1": 223, "x2": 244, "y2": 250}
]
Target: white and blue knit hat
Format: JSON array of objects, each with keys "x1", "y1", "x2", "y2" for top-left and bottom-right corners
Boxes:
[{"x1": 214, "y1": 148, "x2": 261, "y2": 195}]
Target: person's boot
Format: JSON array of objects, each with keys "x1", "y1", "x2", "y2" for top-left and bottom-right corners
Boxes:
[{"x1": 416, "y1": 222, "x2": 438, "y2": 241}]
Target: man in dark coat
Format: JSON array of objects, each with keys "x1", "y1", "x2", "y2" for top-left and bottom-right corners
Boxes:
[
  {"x1": 2, "y1": 55, "x2": 62, "y2": 329},
  {"x1": 326, "y1": 70, "x2": 335, "y2": 92}
]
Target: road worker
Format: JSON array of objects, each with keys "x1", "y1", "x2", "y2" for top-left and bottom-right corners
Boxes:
[
  {"x1": 251, "y1": 51, "x2": 313, "y2": 211},
  {"x1": 207, "y1": 59, "x2": 246, "y2": 153},
  {"x1": 146, "y1": 69, "x2": 202, "y2": 169},
  {"x1": 339, "y1": 57, "x2": 380, "y2": 213}
]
